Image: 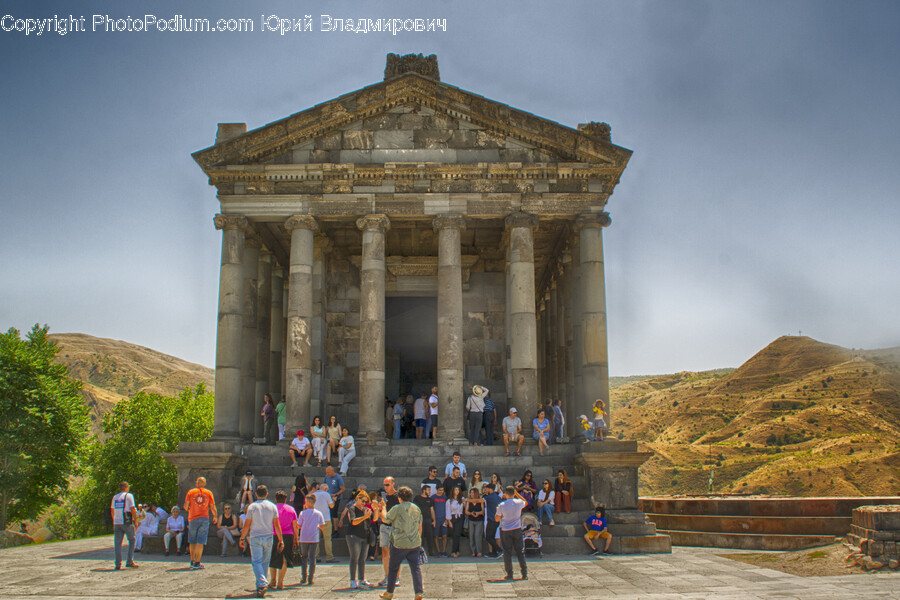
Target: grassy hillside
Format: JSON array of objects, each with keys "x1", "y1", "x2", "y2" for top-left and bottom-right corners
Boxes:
[
  {"x1": 612, "y1": 336, "x2": 900, "y2": 497},
  {"x1": 50, "y1": 333, "x2": 214, "y2": 434}
]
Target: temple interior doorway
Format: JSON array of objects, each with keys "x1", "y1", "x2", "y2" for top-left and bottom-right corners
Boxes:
[{"x1": 385, "y1": 296, "x2": 437, "y2": 402}]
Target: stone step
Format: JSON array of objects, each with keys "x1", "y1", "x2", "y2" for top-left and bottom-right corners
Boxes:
[
  {"x1": 648, "y1": 513, "x2": 851, "y2": 537},
  {"x1": 660, "y1": 529, "x2": 839, "y2": 551},
  {"x1": 248, "y1": 440, "x2": 585, "y2": 459}
]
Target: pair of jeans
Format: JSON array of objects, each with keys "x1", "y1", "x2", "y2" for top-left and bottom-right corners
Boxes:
[
  {"x1": 466, "y1": 519, "x2": 484, "y2": 555},
  {"x1": 392, "y1": 418, "x2": 402, "y2": 439},
  {"x1": 338, "y1": 446, "x2": 356, "y2": 475},
  {"x1": 249, "y1": 535, "x2": 273, "y2": 589},
  {"x1": 386, "y1": 546, "x2": 423, "y2": 595},
  {"x1": 482, "y1": 411, "x2": 494, "y2": 445},
  {"x1": 467, "y1": 411, "x2": 483, "y2": 444},
  {"x1": 264, "y1": 418, "x2": 275, "y2": 444},
  {"x1": 500, "y1": 528, "x2": 527, "y2": 578},
  {"x1": 113, "y1": 523, "x2": 135, "y2": 567},
  {"x1": 449, "y1": 516, "x2": 464, "y2": 553},
  {"x1": 164, "y1": 531, "x2": 183, "y2": 552},
  {"x1": 299, "y1": 542, "x2": 318, "y2": 579},
  {"x1": 346, "y1": 534, "x2": 367, "y2": 581},
  {"x1": 537, "y1": 503, "x2": 555, "y2": 524},
  {"x1": 217, "y1": 528, "x2": 237, "y2": 554}
]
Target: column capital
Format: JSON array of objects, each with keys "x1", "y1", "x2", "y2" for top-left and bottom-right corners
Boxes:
[
  {"x1": 433, "y1": 214, "x2": 466, "y2": 232},
  {"x1": 244, "y1": 232, "x2": 261, "y2": 249},
  {"x1": 356, "y1": 214, "x2": 391, "y2": 233},
  {"x1": 505, "y1": 211, "x2": 539, "y2": 230},
  {"x1": 285, "y1": 214, "x2": 319, "y2": 233},
  {"x1": 575, "y1": 212, "x2": 612, "y2": 231},
  {"x1": 214, "y1": 214, "x2": 249, "y2": 231}
]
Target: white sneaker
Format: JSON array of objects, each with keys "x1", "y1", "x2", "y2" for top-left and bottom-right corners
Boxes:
[
  {"x1": 350, "y1": 580, "x2": 358, "y2": 589},
  {"x1": 359, "y1": 580, "x2": 371, "y2": 587}
]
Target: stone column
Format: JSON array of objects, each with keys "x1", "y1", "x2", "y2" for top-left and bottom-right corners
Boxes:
[
  {"x1": 561, "y1": 251, "x2": 576, "y2": 434},
  {"x1": 547, "y1": 282, "x2": 559, "y2": 403},
  {"x1": 433, "y1": 214, "x2": 467, "y2": 442},
  {"x1": 284, "y1": 215, "x2": 319, "y2": 437},
  {"x1": 239, "y1": 233, "x2": 260, "y2": 441},
  {"x1": 311, "y1": 234, "x2": 330, "y2": 421},
  {"x1": 575, "y1": 212, "x2": 612, "y2": 428},
  {"x1": 357, "y1": 214, "x2": 390, "y2": 444},
  {"x1": 506, "y1": 212, "x2": 539, "y2": 432},
  {"x1": 254, "y1": 251, "x2": 272, "y2": 438},
  {"x1": 269, "y1": 265, "x2": 284, "y2": 404},
  {"x1": 210, "y1": 215, "x2": 248, "y2": 440},
  {"x1": 570, "y1": 234, "x2": 584, "y2": 436},
  {"x1": 555, "y1": 268, "x2": 568, "y2": 420}
]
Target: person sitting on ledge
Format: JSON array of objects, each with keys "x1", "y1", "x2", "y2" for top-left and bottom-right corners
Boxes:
[
  {"x1": 289, "y1": 430, "x2": 312, "y2": 468},
  {"x1": 584, "y1": 505, "x2": 613, "y2": 555},
  {"x1": 164, "y1": 506, "x2": 185, "y2": 556}
]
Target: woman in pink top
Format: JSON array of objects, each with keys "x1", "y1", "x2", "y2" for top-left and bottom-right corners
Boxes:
[{"x1": 268, "y1": 491, "x2": 299, "y2": 590}]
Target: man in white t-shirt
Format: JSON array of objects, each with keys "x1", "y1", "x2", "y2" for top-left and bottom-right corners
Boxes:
[
  {"x1": 502, "y1": 407, "x2": 524, "y2": 456},
  {"x1": 496, "y1": 486, "x2": 528, "y2": 581},
  {"x1": 289, "y1": 430, "x2": 312, "y2": 467},
  {"x1": 426, "y1": 386, "x2": 439, "y2": 439},
  {"x1": 312, "y1": 484, "x2": 335, "y2": 561},
  {"x1": 239, "y1": 485, "x2": 284, "y2": 597},
  {"x1": 413, "y1": 393, "x2": 428, "y2": 439},
  {"x1": 110, "y1": 481, "x2": 138, "y2": 570}
]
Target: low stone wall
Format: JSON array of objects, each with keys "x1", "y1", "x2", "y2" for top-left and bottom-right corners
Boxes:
[{"x1": 846, "y1": 504, "x2": 900, "y2": 571}]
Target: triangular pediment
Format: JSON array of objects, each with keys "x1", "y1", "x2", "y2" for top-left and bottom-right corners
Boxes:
[{"x1": 192, "y1": 73, "x2": 631, "y2": 172}]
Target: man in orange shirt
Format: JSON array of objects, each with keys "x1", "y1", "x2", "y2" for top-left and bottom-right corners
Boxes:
[{"x1": 183, "y1": 477, "x2": 217, "y2": 569}]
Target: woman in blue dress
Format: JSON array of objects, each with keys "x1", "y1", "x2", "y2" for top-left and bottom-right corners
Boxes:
[{"x1": 532, "y1": 409, "x2": 551, "y2": 456}]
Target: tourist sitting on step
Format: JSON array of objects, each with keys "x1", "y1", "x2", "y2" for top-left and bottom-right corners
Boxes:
[
  {"x1": 532, "y1": 409, "x2": 552, "y2": 456},
  {"x1": 238, "y1": 471, "x2": 257, "y2": 511},
  {"x1": 216, "y1": 503, "x2": 241, "y2": 557},
  {"x1": 325, "y1": 416, "x2": 342, "y2": 465},
  {"x1": 289, "y1": 430, "x2": 312, "y2": 468},
  {"x1": 583, "y1": 505, "x2": 613, "y2": 555},
  {"x1": 578, "y1": 415, "x2": 596, "y2": 442},
  {"x1": 338, "y1": 427, "x2": 356, "y2": 476},
  {"x1": 554, "y1": 470, "x2": 573, "y2": 513},
  {"x1": 514, "y1": 470, "x2": 538, "y2": 511},
  {"x1": 535, "y1": 480, "x2": 556, "y2": 526},
  {"x1": 310, "y1": 416, "x2": 328, "y2": 466},
  {"x1": 135, "y1": 501, "x2": 160, "y2": 552},
  {"x1": 163, "y1": 506, "x2": 185, "y2": 556},
  {"x1": 444, "y1": 451, "x2": 467, "y2": 479},
  {"x1": 502, "y1": 408, "x2": 524, "y2": 456}
]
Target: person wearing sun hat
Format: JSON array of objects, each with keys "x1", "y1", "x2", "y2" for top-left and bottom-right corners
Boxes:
[
  {"x1": 289, "y1": 430, "x2": 312, "y2": 467},
  {"x1": 465, "y1": 383, "x2": 488, "y2": 446}
]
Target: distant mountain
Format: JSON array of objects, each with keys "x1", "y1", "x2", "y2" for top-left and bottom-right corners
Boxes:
[
  {"x1": 612, "y1": 336, "x2": 900, "y2": 497},
  {"x1": 50, "y1": 333, "x2": 214, "y2": 434}
]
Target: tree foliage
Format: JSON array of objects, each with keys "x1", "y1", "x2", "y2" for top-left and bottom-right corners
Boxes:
[
  {"x1": 69, "y1": 384, "x2": 213, "y2": 536},
  {"x1": 0, "y1": 325, "x2": 90, "y2": 529}
]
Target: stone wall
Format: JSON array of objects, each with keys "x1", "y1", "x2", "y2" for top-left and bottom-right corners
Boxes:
[{"x1": 847, "y1": 504, "x2": 900, "y2": 571}]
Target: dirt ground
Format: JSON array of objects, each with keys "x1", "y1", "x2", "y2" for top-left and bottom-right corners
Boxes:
[{"x1": 718, "y1": 542, "x2": 876, "y2": 577}]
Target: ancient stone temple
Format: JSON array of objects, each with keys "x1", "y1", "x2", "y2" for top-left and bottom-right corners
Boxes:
[{"x1": 168, "y1": 54, "x2": 670, "y2": 555}]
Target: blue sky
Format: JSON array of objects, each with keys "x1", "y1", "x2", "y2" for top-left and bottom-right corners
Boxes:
[{"x1": 1, "y1": 0, "x2": 898, "y2": 376}]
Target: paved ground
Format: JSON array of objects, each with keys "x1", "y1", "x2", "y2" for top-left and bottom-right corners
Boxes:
[{"x1": 0, "y1": 537, "x2": 897, "y2": 600}]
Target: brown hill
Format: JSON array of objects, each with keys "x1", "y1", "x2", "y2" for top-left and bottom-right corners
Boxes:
[
  {"x1": 50, "y1": 333, "x2": 214, "y2": 434},
  {"x1": 613, "y1": 336, "x2": 900, "y2": 497}
]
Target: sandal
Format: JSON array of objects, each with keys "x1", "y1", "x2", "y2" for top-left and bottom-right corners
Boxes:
[
  {"x1": 379, "y1": 593, "x2": 393, "y2": 600},
  {"x1": 505, "y1": 451, "x2": 510, "y2": 456},
  {"x1": 515, "y1": 451, "x2": 521, "y2": 457}
]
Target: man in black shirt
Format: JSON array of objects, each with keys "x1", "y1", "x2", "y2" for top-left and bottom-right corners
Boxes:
[
  {"x1": 421, "y1": 466, "x2": 441, "y2": 496},
  {"x1": 443, "y1": 466, "x2": 467, "y2": 498},
  {"x1": 412, "y1": 485, "x2": 436, "y2": 555}
]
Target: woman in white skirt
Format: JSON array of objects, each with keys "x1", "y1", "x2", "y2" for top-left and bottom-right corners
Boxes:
[{"x1": 338, "y1": 427, "x2": 356, "y2": 476}]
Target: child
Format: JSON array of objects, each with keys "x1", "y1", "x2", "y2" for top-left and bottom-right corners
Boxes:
[
  {"x1": 578, "y1": 415, "x2": 596, "y2": 442},
  {"x1": 583, "y1": 505, "x2": 613, "y2": 555},
  {"x1": 592, "y1": 399, "x2": 607, "y2": 440}
]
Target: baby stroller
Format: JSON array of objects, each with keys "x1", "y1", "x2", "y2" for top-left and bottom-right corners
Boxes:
[{"x1": 521, "y1": 513, "x2": 543, "y2": 558}]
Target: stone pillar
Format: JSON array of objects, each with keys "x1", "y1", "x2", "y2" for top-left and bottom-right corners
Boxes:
[
  {"x1": 433, "y1": 214, "x2": 467, "y2": 442},
  {"x1": 561, "y1": 251, "x2": 576, "y2": 435},
  {"x1": 575, "y1": 213, "x2": 612, "y2": 428},
  {"x1": 254, "y1": 251, "x2": 272, "y2": 439},
  {"x1": 210, "y1": 215, "x2": 248, "y2": 440},
  {"x1": 311, "y1": 234, "x2": 330, "y2": 421},
  {"x1": 570, "y1": 234, "x2": 585, "y2": 436},
  {"x1": 357, "y1": 214, "x2": 390, "y2": 443},
  {"x1": 547, "y1": 281, "x2": 559, "y2": 403},
  {"x1": 505, "y1": 212, "x2": 539, "y2": 432},
  {"x1": 555, "y1": 268, "x2": 568, "y2": 422},
  {"x1": 535, "y1": 307, "x2": 544, "y2": 409},
  {"x1": 284, "y1": 215, "x2": 319, "y2": 437},
  {"x1": 239, "y1": 233, "x2": 260, "y2": 441},
  {"x1": 269, "y1": 265, "x2": 284, "y2": 404}
]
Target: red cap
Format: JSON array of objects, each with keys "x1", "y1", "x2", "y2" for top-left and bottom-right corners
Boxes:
[{"x1": 297, "y1": 430, "x2": 304, "y2": 437}]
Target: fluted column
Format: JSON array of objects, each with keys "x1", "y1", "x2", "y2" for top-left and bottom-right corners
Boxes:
[
  {"x1": 284, "y1": 215, "x2": 319, "y2": 437},
  {"x1": 506, "y1": 211, "x2": 539, "y2": 432},
  {"x1": 211, "y1": 214, "x2": 248, "y2": 440},
  {"x1": 357, "y1": 215, "x2": 390, "y2": 443},
  {"x1": 570, "y1": 235, "x2": 585, "y2": 436},
  {"x1": 239, "y1": 233, "x2": 260, "y2": 441},
  {"x1": 254, "y1": 251, "x2": 272, "y2": 438},
  {"x1": 575, "y1": 212, "x2": 612, "y2": 428},
  {"x1": 555, "y1": 269, "x2": 568, "y2": 418},
  {"x1": 561, "y1": 251, "x2": 576, "y2": 435},
  {"x1": 269, "y1": 265, "x2": 284, "y2": 403},
  {"x1": 547, "y1": 282, "x2": 559, "y2": 403},
  {"x1": 311, "y1": 234, "x2": 330, "y2": 421},
  {"x1": 433, "y1": 214, "x2": 467, "y2": 442}
]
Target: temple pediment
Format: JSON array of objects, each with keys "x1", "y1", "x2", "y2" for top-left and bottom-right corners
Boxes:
[{"x1": 192, "y1": 73, "x2": 631, "y2": 173}]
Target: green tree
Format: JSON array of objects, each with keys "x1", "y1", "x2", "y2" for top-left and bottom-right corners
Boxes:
[
  {"x1": 70, "y1": 384, "x2": 213, "y2": 536},
  {"x1": 0, "y1": 325, "x2": 89, "y2": 529}
]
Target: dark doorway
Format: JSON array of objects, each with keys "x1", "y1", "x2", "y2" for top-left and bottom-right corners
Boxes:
[{"x1": 385, "y1": 296, "x2": 437, "y2": 400}]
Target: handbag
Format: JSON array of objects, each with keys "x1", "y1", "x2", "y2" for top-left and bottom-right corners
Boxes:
[
  {"x1": 417, "y1": 546, "x2": 428, "y2": 566},
  {"x1": 291, "y1": 546, "x2": 302, "y2": 565}
]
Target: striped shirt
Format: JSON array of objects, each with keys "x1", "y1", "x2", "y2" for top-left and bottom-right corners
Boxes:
[{"x1": 483, "y1": 396, "x2": 496, "y2": 414}]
